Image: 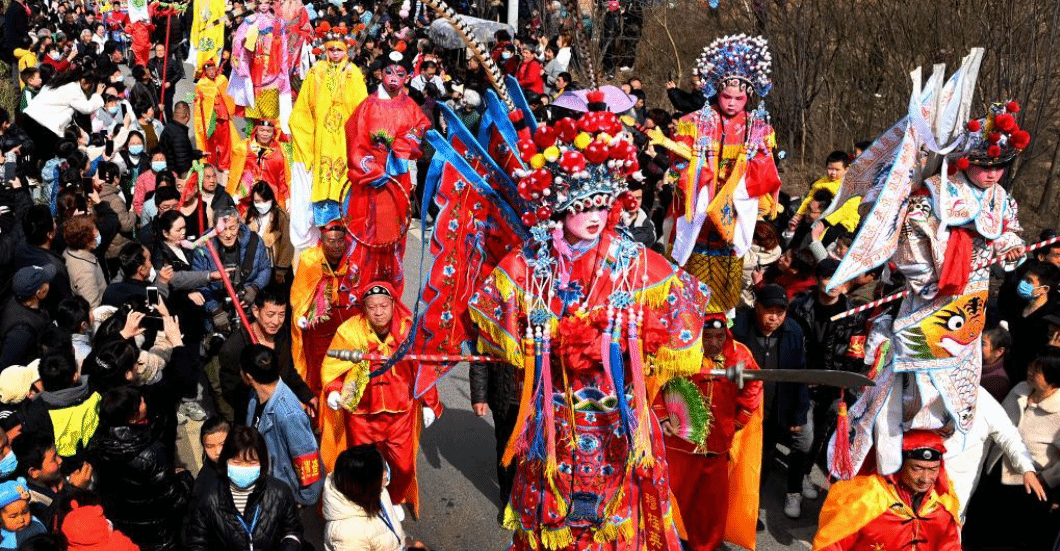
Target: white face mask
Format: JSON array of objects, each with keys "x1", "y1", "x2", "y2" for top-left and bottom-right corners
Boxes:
[
  {"x1": 148, "y1": 266, "x2": 157, "y2": 281},
  {"x1": 253, "y1": 201, "x2": 273, "y2": 215},
  {"x1": 94, "y1": 232, "x2": 102, "y2": 249}
]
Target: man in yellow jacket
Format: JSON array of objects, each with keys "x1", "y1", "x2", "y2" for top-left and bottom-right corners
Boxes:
[{"x1": 288, "y1": 25, "x2": 368, "y2": 252}]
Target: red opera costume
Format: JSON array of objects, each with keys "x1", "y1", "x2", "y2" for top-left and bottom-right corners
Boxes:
[
  {"x1": 318, "y1": 283, "x2": 442, "y2": 515},
  {"x1": 667, "y1": 35, "x2": 781, "y2": 313},
  {"x1": 341, "y1": 89, "x2": 430, "y2": 295},
  {"x1": 654, "y1": 320, "x2": 762, "y2": 551},
  {"x1": 228, "y1": 122, "x2": 292, "y2": 207}
]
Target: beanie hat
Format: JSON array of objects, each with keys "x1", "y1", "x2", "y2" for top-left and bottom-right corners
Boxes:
[
  {"x1": 0, "y1": 360, "x2": 41, "y2": 404},
  {"x1": 62, "y1": 504, "x2": 140, "y2": 551},
  {"x1": 0, "y1": 478, "x2": 30, "y2": 509}
]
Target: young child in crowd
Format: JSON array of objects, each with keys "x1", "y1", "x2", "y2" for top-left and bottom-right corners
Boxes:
[{"x1": 0, "y1": 478, "x2": 47, "y2": 550}]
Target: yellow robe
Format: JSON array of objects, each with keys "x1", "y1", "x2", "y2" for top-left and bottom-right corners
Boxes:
[
  {"x1": 192, "y1": 74, "x2": 236, "y2": 151},
  {"x1": 189, "y1": 0, "x2": 225, "y2": 70},
  {"x1": 289, "y1": 58, "x2": 368, "y2": 207}
]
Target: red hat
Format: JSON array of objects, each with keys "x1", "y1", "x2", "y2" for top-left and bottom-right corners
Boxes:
[
  {"x1": 62, "y1": 504, "x2": 140, "y2": 551},
  {"x1": 901, "y1": 429, "x2": 946, "y2": 462}
]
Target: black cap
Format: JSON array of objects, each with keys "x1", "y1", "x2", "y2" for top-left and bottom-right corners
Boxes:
[
  {"x1": 755, "y1": 284, "x2": 789, "y2": 309},
  {"x1": 816, "y1": 258, "x2": 841, "y2": 280},
  {"x1": 12, "y1": 265, "x2": 56, "y2": 299},
  {"x1": 1044, "y1": 314, "x2": 1060, "y2": 328},
  {"x1": 902, "y1": 448, "x2": 943, "y2": 462}
]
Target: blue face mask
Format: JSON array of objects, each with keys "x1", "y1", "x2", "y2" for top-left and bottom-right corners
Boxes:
[
  {"x1": 129, "y1": 145, "x2": 144, "y2": 156},
  {"x1": 151, "y1": 161, "x2": 167, "y2": 173},
  {"x1": 227, "y1": 464, "x2": 260, "y2": 489},
  {"x1": 1017, "y1": 280, "x2": 1040, "y2": 300},
  {"x1": 0, "y1": 451, "x2": 16, "y2": 477}
]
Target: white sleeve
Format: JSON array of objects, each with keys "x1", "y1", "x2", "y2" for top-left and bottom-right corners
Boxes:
[{"x1": 982, "y1": 389, "x2": 1037, "y2": 474}]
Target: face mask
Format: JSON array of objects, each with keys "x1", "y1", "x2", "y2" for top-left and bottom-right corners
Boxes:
[
  {"x1": 108, "y1": 105, "x2": 119, "y2": 115},
  {"x1": 0, "y1": 450, "x2": 16, "y2": 477},
  {"x1": 129, "y1": 145, "x2": 144, "y2": 156},
  {"x1": 93, "y1": 232, "x2": 102, "y2": 249},
  {"x1": 501, "y1": 52, "x2": 512, "y2": 60},
  {"x1": 1017, "y1": 280, "x2": 1040, "y2": 300},
  {"x1": 49, "y1": 51, "x2": 61, "y2": 60},
  {"x1": 253, "y1": 201, "x2": 272, "y2": 215},
  {"x1": 227, "y1": 464, "x2": 260, "y2": 489},
  {"x1": 151, "y1": 161, "x2": 167, "y2": 172},
  {"x1": 148, "y1": 266, "x2": 157, "y2": 281}
]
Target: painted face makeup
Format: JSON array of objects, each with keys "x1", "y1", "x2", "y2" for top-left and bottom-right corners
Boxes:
[
  {"x1": 383, "y1": 65, "x2": 408, "y2": 95},
  {"x1": 563, "y1": 208, "x2": 606, "y2": 243}
]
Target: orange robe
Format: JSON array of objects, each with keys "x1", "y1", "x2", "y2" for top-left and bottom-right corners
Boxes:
[
  {"x1": 655, "y1": 339, "x2": 762, "y2": 551},
  {"x1": 319, "y1": 310, "x2": 442, "y2": 515},
  {"x1": 193, "y1": 74, "x2": 237, "y2": 170},
  {"x1": 290, "y1": 244, "x2": 360, "y2": 400},
  {"x1": 813, "y1": 473, "x2": 961, "y2": 551}
]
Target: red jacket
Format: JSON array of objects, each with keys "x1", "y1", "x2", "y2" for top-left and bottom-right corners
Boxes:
[
  {"x1": 655, "y1": 338, "x2": 762, "y2": 455},
  {"x1": 516, "y1": 58, "x2": 544, "y2": 95}
]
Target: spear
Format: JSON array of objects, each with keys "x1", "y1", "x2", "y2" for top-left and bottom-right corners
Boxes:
[
  {"x1": 326, "y1": 350, "x2": 875, "y2": 388},
  {"x1": 829, "y1": 234, "x2": 1060, "y2": 322}
]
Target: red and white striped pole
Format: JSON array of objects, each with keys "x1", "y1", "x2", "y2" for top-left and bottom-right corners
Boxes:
[{"x1": 830, "y1": 234, "x2": 1060, "y2": 322}]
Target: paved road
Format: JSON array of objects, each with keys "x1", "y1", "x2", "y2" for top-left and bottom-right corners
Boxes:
[{"x1": 169, "y1": 65, "x2": 831, "y2": 550}]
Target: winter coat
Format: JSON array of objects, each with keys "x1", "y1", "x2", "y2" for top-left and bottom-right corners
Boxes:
[
  {"x1": 322, "y1": 474, "x2": 404, "y2": 551},
  {"x1": 731, "y1": 308, "x2": 811, "y2": 428},
  {"x1": 87, "y1": 421, "x2": 195, "y2": 551},
  {"x1": 190, "y1": 223, "x2": 272, "y2": 313},
  {"x1": 64, "y1": 248, "x2": 107, "y2": 309},
  {"x1": 787, "y1": 292, "x2": 866, "y2": 374},
  {"x1": 158, "y1": 120, "x2": 195, "y2": 175},
  {"x1": 247, "y1": 380, "x2": 325, "y2": 506},
  {"x1": 184, "y1": 475, "x2": 303, "y2": 551}
]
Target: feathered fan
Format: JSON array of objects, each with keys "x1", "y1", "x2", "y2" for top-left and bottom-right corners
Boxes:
[{"x1": 661, "y1": 377, "x2": 711, "y2": 445}]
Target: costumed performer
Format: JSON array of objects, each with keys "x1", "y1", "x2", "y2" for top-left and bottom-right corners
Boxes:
[
  {"x1": 665, "y1": 34, "x2": 781, "y2": 314},
  {"x1": 288, "y1": 22, "x2": 368, "y2": 253},
  {"x1": 193, "y1": 59, "x2": 238, "y2": 172},
  {"x1": 468, "y1": 101, "x2": 711, "y2": 550},
  {"x1": 276, "y1": 0, "x2": 313, "y2": 87},
  {"x1": 291, "y1": 221, "x2": 361, "y2": 406},
  {"x1": 831, "y1": 98, "x2": 1028, "y2": 479},
  {"x1": 340, "y1": 51, "x2": 430, "y2": 295},
  {"x1": 320, "y1": 281, "x2": 443, "y2": 515},
  {"x1": 228, "y1": 0, "x2": 294, "y2": 128},
  {"x1": 187, "y1": 0, "x2": 224, "y2": 70},
  {"x1": 229, "y1": 119, "x2": 292, "y2": 207},
  {"x1": 813, "y1": 429, "x2": 960, "y2": 551},
  {"x1": 654, "y1": 314, "x2": 762, "y2": 551}
]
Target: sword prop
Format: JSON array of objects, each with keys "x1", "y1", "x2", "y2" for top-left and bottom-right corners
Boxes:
[
  {"x1": 326, "y1": 349, "x2": 875, "y2": 388},
  {"x1": 829, "y1": 234, "x2": 1060, "y2": 322}
]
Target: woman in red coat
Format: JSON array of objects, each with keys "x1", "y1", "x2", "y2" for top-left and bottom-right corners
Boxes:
[{"x1": 515, "y1": 45, "x2": 544, "y2": 95}]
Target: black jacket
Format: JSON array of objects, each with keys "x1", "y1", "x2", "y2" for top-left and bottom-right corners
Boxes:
[
  {"x1": 158, "y1": 121, "x2": 195, "y2": 175},
  {"x1": 787, "y1": 291, "x2": 867, "y2": 374},
  {"x1": 13, "y1": 242, "x2": 72, "y2": 314},
  {"x1": 469, "y1": 361, "x2": 520, "y2": 415},
  {"x1": 184, "y1": 475, "x2": 303, "y2": 551},
  {"x1": 218, "y1": 327, "x2": 314, "y2": 423},
  {"x1": 667, "y1": 87, "x2": 706, "y2": 116},
  {"x1": 731, "y1": 308, "x2": 811, "y2": 427},
  {"x1": 2, "y1": 1, "x2": 30, "y2": 60},
  {"x1": 87, "y1": 421, "x2": 195, "y2": 551},
  {"x1": 0, "y1": 297, "x2": 50, "y2": 367}
]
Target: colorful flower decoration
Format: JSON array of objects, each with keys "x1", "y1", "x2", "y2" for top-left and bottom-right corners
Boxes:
[
  {"x1": 953, "y1": 100, "x2": 1031, "y2": 169},
  {"x1": 511, "y1": 91, "x2": 643, "y2": 227},
  {"x1": 696, "y1": 34, "x2": 773, "y2": 99}
]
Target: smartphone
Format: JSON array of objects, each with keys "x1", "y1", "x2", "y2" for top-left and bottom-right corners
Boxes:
[
  {"x1": 81, "y1": 177, "x2": 94, "y2": 196},
  {"x1": 141, "y1": 314, "x2": 164, "y2": 331},
  {"x1": 146, "y1": 286, "x2": 160, "y2": 309},
  {"x1": 105, "y1": 138, "x2": 114, "y2": 157}
]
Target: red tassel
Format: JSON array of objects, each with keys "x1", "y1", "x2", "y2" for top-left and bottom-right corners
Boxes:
[
  {"x1": 938, "y1": 227, "x2": 973, "y2": 296},
  {"x1": 833, "y1": 390, "x2": 854, "y2": 480}
]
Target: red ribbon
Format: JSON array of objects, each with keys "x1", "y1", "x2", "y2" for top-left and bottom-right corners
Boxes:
[{"x1": 938, "y1": 227, "x2": 973, "y2": 296}]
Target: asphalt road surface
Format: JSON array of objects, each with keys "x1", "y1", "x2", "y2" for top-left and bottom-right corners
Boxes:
[{"x1": 170, "y1": 66, "x2": 831, "y2": 550}]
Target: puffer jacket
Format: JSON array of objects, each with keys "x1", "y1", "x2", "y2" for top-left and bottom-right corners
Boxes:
[
  {"x1": 322, "y1": 474, "x2": 404, "y2": 551},
  {"x1": 86, "y1": 421, "x2": 194, "y2": 551},
  {"x1": 184, "y1": 475, "x2": 303, "y2": 551}
]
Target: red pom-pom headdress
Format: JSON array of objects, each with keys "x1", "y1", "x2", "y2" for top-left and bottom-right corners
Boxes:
[{"x1": 952, "y1": 100, "x2": 1030, "y2": 168}]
